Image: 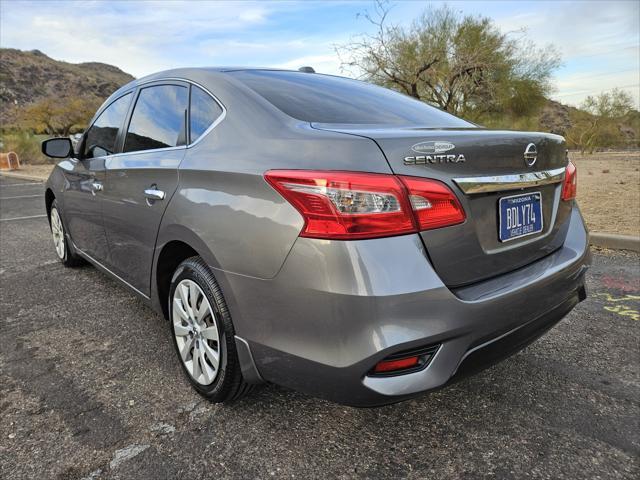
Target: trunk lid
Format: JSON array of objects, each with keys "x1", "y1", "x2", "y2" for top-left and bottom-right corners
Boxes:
[{"x1": 313, "y1": 125, "x2": 571, "y2": 286}]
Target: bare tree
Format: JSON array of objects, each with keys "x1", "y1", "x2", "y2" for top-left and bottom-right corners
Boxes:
[{"x1": 337, "y1": 1, "x2": 560, "y2": 120}]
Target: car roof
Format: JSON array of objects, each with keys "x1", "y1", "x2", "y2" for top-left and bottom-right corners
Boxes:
[
  {"x1": 108, "y1": 67, "x2": 314, "y2": 96},
  {"x1": 204, "y1": 67, "x2": 301, "y2": 72},
  {"x1": 137, "y1": 66, "x2": 309, "y2": 82}
]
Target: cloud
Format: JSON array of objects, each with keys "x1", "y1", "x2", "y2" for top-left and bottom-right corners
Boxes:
[
  {"x1": 492, "y1": 0, "x2": 639, "y2": 106},
  {"x1": 238, "y1": 8, "x2": 268, "y2": 23},
  {"x1": 1, "y1": 0, "x2": 637, "y2": 107},
  {"x1": 0, "y1": 1, "x2": 289, "y2": 76}
]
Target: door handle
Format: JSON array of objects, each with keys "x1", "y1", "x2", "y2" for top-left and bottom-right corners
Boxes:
[{"x1": 144, "y1": 188, "x2": 165, "y2": 201}]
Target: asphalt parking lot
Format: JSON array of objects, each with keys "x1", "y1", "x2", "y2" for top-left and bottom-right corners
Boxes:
[{"x1": 0, "y1": 175, "x2": 638, "y2": 480}]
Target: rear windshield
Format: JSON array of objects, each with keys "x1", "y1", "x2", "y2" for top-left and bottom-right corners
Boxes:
[{"x1": 228, "y1": 70, "x2": 473, "y2": 127}]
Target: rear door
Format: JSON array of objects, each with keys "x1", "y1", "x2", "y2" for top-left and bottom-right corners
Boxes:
[{"x1": 101, "y1": 82, "x2": 189, "y2": 296}]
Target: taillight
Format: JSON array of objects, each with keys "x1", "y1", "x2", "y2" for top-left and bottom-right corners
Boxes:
[
  {"x1": 399, "y1": 176, "x2": 466, "y2": 230},
  {"x1": 265, "y1": 170, "x2": 465, "y2": 240},
  {"x1": 561, "y1": 161, "x2": 577, "y2": 201},
  {"x1": 265, "y1": 170, "x2": 415, "y2": 239}
]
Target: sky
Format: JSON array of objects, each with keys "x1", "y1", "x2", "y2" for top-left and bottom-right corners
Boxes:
[{"x1": 1, "y1": 0, "x2": 638, "y2": 108}]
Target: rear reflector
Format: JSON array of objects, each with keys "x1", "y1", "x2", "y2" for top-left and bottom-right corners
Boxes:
[
  {"x1": 370, "y1": 344, "x2": 440, "y2": 376},
  {"x1": 561, "y1": 161, "x2": 577, "y2": 201},
  {"x1": 265, "y1": 170, "x2": 465, "y2": 240},
  {"x1": 373, "y1": 356, "x2": 420, "y2": 373}
]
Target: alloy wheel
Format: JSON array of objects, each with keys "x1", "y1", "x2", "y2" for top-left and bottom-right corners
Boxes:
[
  {"x1": 50, "y1": 207, "x2": 65, "y2": 259},
  {"x1": 172, "y1": 279, "x2": 221, "y2": 385}
]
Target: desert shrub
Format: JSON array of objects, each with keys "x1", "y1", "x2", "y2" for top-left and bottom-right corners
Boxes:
[
  {"x1": 19, "y1": 95, "x2": 101, "y2": 136},
  {"x1": 0, "y1": 131, "x2": 49, "y2": 164},
  {"x1": 565, "y1": 89, "x2": 637, "y2": 153},
  {"x1": 476, "y1": 113, "x2": 540, "y2": 131}
]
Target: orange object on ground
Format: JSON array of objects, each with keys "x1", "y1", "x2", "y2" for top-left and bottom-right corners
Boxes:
[{"x1": 0, "y1": 152, "x2": 21, "y2": 170}]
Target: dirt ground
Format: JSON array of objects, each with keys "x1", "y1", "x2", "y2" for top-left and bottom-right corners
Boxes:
[
  {"x1": 2, "y1": 163, "x2": 55, "y2": 180},
  {"x1": 4, "y1": 150, "x2": 640, "y2": 236},
  {"x1": 571, "y1": 151, "x2": 640, "y2": 236}
]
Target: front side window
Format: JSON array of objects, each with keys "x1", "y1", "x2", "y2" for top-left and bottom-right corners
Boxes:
[
  {"x1": 83, "y1": 92, "x2": 132, "y2": 158},
  {"x1": 124, "y1": 85, "x2": 188, "y2": 153},
  {"x1": 190, "y1": 85, "x2": 223, "y2": 143}
]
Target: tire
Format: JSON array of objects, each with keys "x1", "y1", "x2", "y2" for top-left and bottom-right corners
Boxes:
[
  {"x1": 49, "y1": 200, "x2": 84, "y2": 267},
  {"x1": 168, "y1": 256, "x2": 252, "y2": 402}
]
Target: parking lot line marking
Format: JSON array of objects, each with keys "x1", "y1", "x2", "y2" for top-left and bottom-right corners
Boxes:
[
  {"x1": 0, "y1": 214, "x2": 47, "y2": 222},
  {"x1": 0, "y1": 195, "x2": 42, "y2": 200},
  {"x1": 0, "y1": 182, "x2": 43, "y2": 187}
]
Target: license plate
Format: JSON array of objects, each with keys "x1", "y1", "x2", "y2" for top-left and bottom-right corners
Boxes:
[{"x1": 498, "y1": 192, "x2": 543, "y2": 242}]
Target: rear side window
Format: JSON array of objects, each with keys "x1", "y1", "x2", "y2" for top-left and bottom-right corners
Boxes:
[
  {"x1": 229, "y1": 70, "x2": 473, "y2": 127},
  {"x1": 83, "y1": 92, "x2": 132, "y2": 158},
  {"x1": 190, "y1": 86, "x2": 223, "y2": 143},
  {"x1": 124, "y1": 85, "x2": 188, "y2": 153}
]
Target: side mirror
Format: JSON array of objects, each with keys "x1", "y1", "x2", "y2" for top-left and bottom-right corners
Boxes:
[{"x1": 42, "y1": 138, "x2": 73, "y2": 159}]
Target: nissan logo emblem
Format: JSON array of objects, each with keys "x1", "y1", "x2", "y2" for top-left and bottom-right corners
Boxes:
[{"x1": 524, "y1": 143, "x2": 537, "y2": 167}]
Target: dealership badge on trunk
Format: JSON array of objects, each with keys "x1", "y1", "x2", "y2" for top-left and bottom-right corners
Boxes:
[
  {"x1": 404, "y1": 141, "x2": 466, "y2": 165},
  {"x1": 411, "y1": 141, "x2": 455, "y2": 154}
]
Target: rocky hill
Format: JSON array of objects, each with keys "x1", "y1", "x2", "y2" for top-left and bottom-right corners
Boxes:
[
  {"x1": 1, "y1": 48, "x2": 637, "y2": 150},
  {"x1": 538, "y1": 99, "x2": 574, "y2": 136},
  {"x1": 539, "y1": 99, "x2": 639, "y2": 149},
  {"x1": 0, "y1": 48, "x2": 134, "y2": 126}
]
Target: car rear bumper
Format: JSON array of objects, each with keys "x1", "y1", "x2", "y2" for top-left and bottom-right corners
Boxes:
[{"x1": 224, "y1": 205, "x2": 591, "y2": 406}]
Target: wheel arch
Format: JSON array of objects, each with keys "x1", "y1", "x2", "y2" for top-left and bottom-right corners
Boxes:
[
  {"x1": 45, "y1": 188, "x2": 55, "y2": 225},
  {"x1": 155, "y1": 239, "x2": 199, "y2": 320},
  {"x1": 152, "y1": 224, "x2": 233, "y2": 321}
]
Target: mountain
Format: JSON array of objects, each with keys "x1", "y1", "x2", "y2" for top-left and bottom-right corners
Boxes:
[{"x1": 0, "y1": 48, "x2": 135, "y2": 126}]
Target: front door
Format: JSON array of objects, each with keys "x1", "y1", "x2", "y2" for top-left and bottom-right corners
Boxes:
[
  {"x1": 61, "y1": 92, "x2": 133, "y2": 262},
  {"x1": 102, "y1": 83, "x2": 188, "y2": 296}
]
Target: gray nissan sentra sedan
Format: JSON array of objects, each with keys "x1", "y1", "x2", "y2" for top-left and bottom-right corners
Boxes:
[{"x1": 41, "y1": 67, "x2": 590, "y2": 406}]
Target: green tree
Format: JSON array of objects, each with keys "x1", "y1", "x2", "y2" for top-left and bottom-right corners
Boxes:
[
  {"x1": 337, "y1": 2, "x2": 561, "y2": 121},
  {"x1": 566, "y1": 89, "x2": 635, "y2": 153}
]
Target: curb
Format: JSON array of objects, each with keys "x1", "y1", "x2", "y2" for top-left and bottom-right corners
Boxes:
[
  {"x1": 590, "y1": 233, "x2": 640, "y2": 252},
  {"x1": 0, "y1": 171, "x2": 46, "y2": 182}
]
